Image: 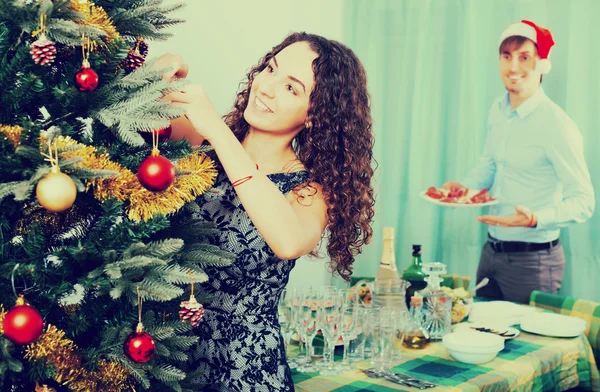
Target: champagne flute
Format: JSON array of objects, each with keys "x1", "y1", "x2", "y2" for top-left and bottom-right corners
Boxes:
[
  {"x1": 339, "y1": 302, "x2": 357, "y2": 370},
  {"x1": 278, "y1": 288, "x2": 294, "y2": 351},
  {"x1": 296, "y1": 288, "x2": 319, "y2": 373},
  {"x1": 319, "y1": 289, "x2": 343, "y2": 376}
]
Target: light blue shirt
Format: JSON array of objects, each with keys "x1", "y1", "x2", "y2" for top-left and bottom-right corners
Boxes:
[{"x1": 462, "y1": 87, "x2": 595, "y2": 243}]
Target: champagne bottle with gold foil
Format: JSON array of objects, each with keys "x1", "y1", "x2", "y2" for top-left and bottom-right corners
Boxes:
[{"x1": 375, "y1": 227, "x2": 399, "y2": 280}]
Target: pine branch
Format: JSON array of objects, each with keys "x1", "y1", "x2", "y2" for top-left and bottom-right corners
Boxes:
[
  {"x1": 68, "y1": 166, "x2": 119, "y2": 179},
  {"x1": 56, "y1": 156, "x2": 84, "y2": 169},
  {"x1": 154, "y1": 341, "x2": 170, "y2": 357},
  {"x1": 71, "y1": 176, "x2": 85, "y2": 192},
  {"x1": 15, "y1": 145, "x2": 44, "y2": 164},
  {"x1": 107, "y1": 255, "x2": 168, "y2": 274},
  {"x1": 108, "y1": 283, "x2": 126, "y2": 299},
  {"x1": 150, "y1": 264, "x2": 203, "y2": 285},
  {"x1": 137, "y1": 278, "x2": 183, "y2": 302},
  {"x1": 191, "y1": 145, "x2": 214, "y2": 154},
  {"x1": 145, "y1": 325, "x2": 176, "y2": 340},
  {"x1": 182, "y1": 244, "x2": 234, "y2": 267},
  {"x1": 167, "y1": 219, "x2": 220, "y2": 244},
  {"x1": 165, "y1": 351, "x2": 187, "y2": 363},
  {"x1": 12, "y1": 181, "x2": 34, "y2": 201},
  {"x1": 0, "y1": 23, "x2": 9, "y2": 57},
  {"x1": 150, "y1": 364, "x2": 186, "y2": 383},
  {"x1": 160, "y1": 336, "x2": 198, "y2": 351},
  {"x1": 113, "y1": 357, "x2": 151, "y2": 389},
  {"x1": 154, "y1": 319, "x2": 193, "y2": 336},
  {"x1": 0, "y1": 181, "x2": 24, "y2": 201},
  {"x1": 0, "y1": 338, "x2": 23, "y2": 373},
  {"x1": 47, "y1": 19, "x2": 107, "y2": 45},
  {"x1": 146, "y1": 238, "x2": 184, "y2": 257},
  {"x1": 93, "y1": 73, "x2": 186, "y2": 146},
  {"x1": 121, "y1": 242, "x2": 151, "y2": 259}
]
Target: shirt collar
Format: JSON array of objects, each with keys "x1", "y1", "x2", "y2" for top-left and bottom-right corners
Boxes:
[{"x1": 499, "y1": 87, "x2": 548, "y2": 119}]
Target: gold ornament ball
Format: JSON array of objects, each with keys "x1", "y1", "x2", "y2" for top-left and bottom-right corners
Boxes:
[{"x1": 36, "y1": 169, "x2": 77, "y2": 212}]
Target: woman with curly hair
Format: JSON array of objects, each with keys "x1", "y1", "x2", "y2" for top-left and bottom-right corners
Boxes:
[{"x1": 158, "y1": 32, "x2": 375, "y2": 391}]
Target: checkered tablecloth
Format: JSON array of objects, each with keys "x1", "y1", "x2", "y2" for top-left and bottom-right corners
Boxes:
[{"x1": 292, "y1": 324, "x2": 600, "y2": 391}]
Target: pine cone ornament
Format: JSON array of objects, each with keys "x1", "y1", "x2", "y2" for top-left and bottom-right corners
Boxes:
[
  {"x1": 120, "y1": 50, "x2": 145, "y2": 73},
  {"x1": 138, "y1": 40, "x2": 149, "y2": 58},
  {"x1": 30, "y1": 34, "x2": 57, "y2": 66},
  {"x1": 179, "y1": 295, "x2": 204, "y2": 327}
]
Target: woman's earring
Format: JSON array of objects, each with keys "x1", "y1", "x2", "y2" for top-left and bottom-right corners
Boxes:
[{"x1": 305, "y1": 120, "x2": 312, "y2": 129}]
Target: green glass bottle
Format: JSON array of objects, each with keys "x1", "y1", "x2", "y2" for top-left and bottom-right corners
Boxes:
[{"x1": 402, "y1": 244, "x2": 428, "y2": 307}]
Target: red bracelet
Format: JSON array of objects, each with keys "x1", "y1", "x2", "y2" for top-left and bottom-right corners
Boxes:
[
  {"x1": 231, "y1": 164, "x2": 259, "y2": 188},
  {"x1": 527, "y1": 214, "x2": 536, "y2": 227}
]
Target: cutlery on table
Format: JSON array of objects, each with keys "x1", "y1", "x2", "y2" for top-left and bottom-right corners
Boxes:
[{"x1": 470, "y1": 326, "x2": 517, "y2": 337}]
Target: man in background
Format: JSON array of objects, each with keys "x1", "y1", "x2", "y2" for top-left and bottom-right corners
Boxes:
[{"x1": 445, "y1": 20, "x2": 595, "y2": 303}]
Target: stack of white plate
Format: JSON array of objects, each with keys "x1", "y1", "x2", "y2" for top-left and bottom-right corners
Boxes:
[
  {"x1": 520, "y1": 313, "x2": 587, "y2": 337},
  {"x1": 468, "y1": 301, "x2": 588, "y2": 338},
  {"x1": 468, "y1": 301, "x2": 537, "y2": 326},
  {"x1": 442, "y1": 330, "x2": 505, "y2": 364}
]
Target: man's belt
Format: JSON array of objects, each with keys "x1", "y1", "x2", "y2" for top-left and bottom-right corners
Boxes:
[{"x1": 488, "y1": 234, "x2": 559, "y2": 253}]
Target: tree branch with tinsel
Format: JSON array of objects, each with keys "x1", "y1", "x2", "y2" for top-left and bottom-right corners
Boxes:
[{"x1": 0, "y1": 129, "x2": 217, "y2": 221}]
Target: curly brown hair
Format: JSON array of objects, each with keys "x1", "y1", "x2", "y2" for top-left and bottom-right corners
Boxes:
[{"x1": 223, "y1": 32, "x2": 375, "y2": 281}]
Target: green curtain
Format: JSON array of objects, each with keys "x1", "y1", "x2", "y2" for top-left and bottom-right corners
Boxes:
[{"x1": 342, "y1": 0, "x2": 600, "y2": 301}]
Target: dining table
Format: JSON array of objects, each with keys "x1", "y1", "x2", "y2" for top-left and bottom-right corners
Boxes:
[{"x1": 290, "y1": 320, "x2": 599, "y2": 391}]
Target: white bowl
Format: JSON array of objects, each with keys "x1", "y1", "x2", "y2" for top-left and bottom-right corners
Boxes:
[{"x1": 443, "y1": 331, "x2": 504, "y2": 364}]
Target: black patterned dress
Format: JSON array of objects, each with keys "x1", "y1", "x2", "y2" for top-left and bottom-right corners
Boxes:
[{"x1": 190, "y1": 170, "x2": 309, "y2": 392}]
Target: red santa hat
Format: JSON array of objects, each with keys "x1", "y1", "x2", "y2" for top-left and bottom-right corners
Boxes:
[{"x1": 499, "y1": 20, "x2": 555, "y2": 74}]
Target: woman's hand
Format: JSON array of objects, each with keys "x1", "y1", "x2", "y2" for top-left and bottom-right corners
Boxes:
[
  {"x1": 154, "y1": 53, "x2": 189, "y2": 81},
  {"x1": 165, "y1": 84, "x2": 227, "y2": 142}
]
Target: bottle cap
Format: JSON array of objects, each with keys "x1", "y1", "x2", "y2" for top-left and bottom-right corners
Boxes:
[{"x1": 412, "y1": 244, "x2": 422, "y2": 253}]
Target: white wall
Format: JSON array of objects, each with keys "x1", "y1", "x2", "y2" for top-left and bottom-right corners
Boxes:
[{"x1": 150, "y1": 0, "x2": 344, "y2": 289}]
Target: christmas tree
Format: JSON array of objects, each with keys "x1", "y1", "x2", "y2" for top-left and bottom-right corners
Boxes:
[{"x1": 0, "y1": 1, "x2": 233, "y2": 390}]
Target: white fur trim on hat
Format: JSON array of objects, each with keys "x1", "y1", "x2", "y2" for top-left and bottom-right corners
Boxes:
[
  {"x1": 536, "y1": 58, "x2": 551, "y2": 74},
  {"x1": 499, "y1": 22, "x2": 538, "y2": 46}
]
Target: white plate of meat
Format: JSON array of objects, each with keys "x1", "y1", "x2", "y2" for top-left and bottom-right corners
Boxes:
[{"x1": 420, "y1": 186, "x2": 498, "y2": 207}]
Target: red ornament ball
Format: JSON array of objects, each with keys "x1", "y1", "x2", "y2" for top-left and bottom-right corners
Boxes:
[
  {"x1": 137, "y1": 155, "x2": 175, "y2": 192},
  {"x1": 75, "y1": 66, "x2": 99, "y2": 92},
  {"x1": 141, "y1": 125, "x2": 172, "y2": 144},
  {"x1": 123, "y1": 331, "x2": 156, "y2": 363},
  {"x1": 3, "y1": 305, "x2": 44, "y2": 345}
]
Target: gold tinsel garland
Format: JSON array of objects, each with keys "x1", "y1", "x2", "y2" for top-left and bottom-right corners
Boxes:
[
  {"x1": 0, "y1": 124, "x2": 23, "y2": 147},
  {"x1": 0, "y1": 311, "x2": 133, "y2": 391},
  {"x1": 55, "y1": 136, "x2": 217, "y2": 221},
  {"x1": 24, "y1": 325, "x2": 135, "y2": 392},
  {"x1": 70, "y1": 0, "x2": 120, "y2": 43},
  {"x1": 0, "y1": 126, "x2": 217, "y2": 222}
]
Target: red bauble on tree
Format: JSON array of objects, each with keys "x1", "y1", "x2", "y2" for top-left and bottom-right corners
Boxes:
[
  {"x1": 75, "y1": 60, "x2": 99, "y2": 92},
  {"x1": 3, "y1": 295, "x2": 44, "y2": 345},
  {"x1": 137, "y1": 150, "x2": 175, "y2": 192},
  {"x1": 141, "y1": 125, "x2": 172, "y2": 144},
  {"x1": 123, "y1": 323, "x2": 156, "y2": 363}
]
